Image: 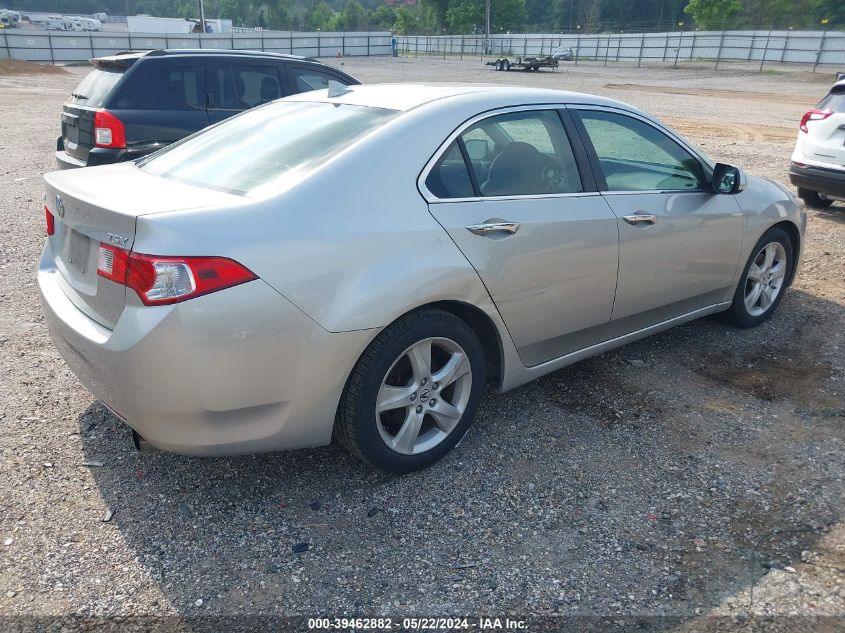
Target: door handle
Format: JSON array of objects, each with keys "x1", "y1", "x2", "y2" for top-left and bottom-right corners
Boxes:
[
  {"x1": 622, "y1": 213, "x2": 658, "y2": 225},
  {"x1": 466, "y1": 221, "x2": 521, "y2": 236}
]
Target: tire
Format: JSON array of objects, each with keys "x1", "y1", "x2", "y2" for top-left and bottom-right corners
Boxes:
[
  {"x1": 494, "y1": 59, "x2": 502, "y2": 71},
  {"x1": 722, "y1": 227, "x2": 793, "y2": 328},
  {"x1": 335, "y1": 308, "x2": 486, "y2": 473},
  {"x1": 797, "y1": 187, "x2": 833, "y2": 209},
  {"x1": 504, "y1": 59, "x2": 511, "y2": 71},
  {"x1": 531, "y1": 62, "x2": 540, "y2": 71}
]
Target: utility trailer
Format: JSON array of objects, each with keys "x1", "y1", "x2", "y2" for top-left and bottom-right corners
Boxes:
[
  {"x1": 487, "y1": 55, "x2": 558, "y2": 72},
  {"x1": 486, "y1": 48, "x2": 574, "y2": 72}
]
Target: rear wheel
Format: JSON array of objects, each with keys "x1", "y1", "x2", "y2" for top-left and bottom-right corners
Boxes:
[
  {"x1": 494, "y1": 59, "x2": 503, "y2": 71},
  {"x1": 797, "y1": 187, "x2": 833, "y2": 209},
  {"x1": 335, "y1": 309, "x2": 486, "y2": 473},
  {"x1": 722, "y1": 227, "x2": 793, "y2": 327},
  {"x1": 504, "y1": 59, "x2": 511, "y2": 71}
]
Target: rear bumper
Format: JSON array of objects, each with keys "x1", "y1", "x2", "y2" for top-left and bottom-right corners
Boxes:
[
  {"x1": 37, "y1": 242, "x2": 374, "y2": 455},
  {"x1": 55, "y1": 137, "x2": 150, "y2": 169},
  {"x1": 789, "y1": 163, "x2": 845, "y2": 198}
]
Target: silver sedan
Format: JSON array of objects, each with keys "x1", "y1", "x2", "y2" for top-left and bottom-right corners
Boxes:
[{"x1": 38, "y1": 84, "x2": 806, "y2": 472}]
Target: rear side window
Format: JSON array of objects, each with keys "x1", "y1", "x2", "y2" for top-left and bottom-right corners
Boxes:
[
  {"x1": 818, "y1": 90, "x2": 845, "y2": 112},
  {"x1": 426, "y1": 142, "x2": 474, "y2": 199},
  {"x1": 69, "y1": 68, "x2": 123, "y2": 107},
  {"x1": 289, "y1": 68, "x2": 337, "y2": 93},
  {"x1": 160, "y1": 66, "x2": 204, "y2": 110},
  {"x1": 140, "y1": 101, "x2": 398, "y2": 197}
]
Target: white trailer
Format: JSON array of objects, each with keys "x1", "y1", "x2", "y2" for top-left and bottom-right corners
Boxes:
[{"x1": 127, "y1": 15, "x2": 231, "y2": 34}]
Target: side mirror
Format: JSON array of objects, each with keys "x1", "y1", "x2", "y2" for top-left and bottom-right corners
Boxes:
[
  {"x1": 711, "y1": 163, "x2": 745, "y2": 194},
  {"x1": 464, "y1": 138, "x2": 491, "y2": 161}
]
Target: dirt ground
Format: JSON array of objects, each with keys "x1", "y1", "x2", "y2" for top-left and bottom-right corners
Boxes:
[{"x1": 0, "y1": 57, "x2": 843, "y2": 631}]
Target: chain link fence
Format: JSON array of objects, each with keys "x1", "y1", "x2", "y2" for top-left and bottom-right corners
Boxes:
[
  {"x1": 0, "y1": 30, "x2": 393, "y2": 64},
  {"x1": 399, "y1": 30, "x2": 845, "y2": 72}
]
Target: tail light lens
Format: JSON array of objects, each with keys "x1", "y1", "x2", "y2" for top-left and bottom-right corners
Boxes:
[
  {"x1": 799, "y1": 109, "x2": 832, "y2": 133},
  {"x1": 45, "y1": 206, "x2": 55, "y2": 236},
  {"x1": 96, "y1": 244, "x2": 257, "y2": 305},
  {"x1": 94, "y1": 109, "x2": 126, "y2": 149}
]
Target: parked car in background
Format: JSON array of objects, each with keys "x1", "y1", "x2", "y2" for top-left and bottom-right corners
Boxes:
[
  {"x1": 39, "y1": 85, "x2": 805, "y2": 472},
  {"x1": 55, "y1": 49, "x2": 359, "y2": 169},
  {"x1": 789, "y1": 78, "x2": 845, "y2": 208}
]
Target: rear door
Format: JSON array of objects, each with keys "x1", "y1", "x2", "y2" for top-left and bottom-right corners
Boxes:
[
  {"x1": 108, "y1": 60, "x2": 209, "y2": 153},
  {"x1": 803, "y1": 88, "x2": 845, "y2": 167},
  {"x1": 206, "y1": 61, "x2": 283, "y2": 123},
  {"x1": 424, "y1": 108, "x2": 620, "y2": 367}
]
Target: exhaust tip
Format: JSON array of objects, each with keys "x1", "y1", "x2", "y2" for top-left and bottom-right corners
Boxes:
[{"x1": 132, "y1": 430, "x2": 159, "y2": 454}]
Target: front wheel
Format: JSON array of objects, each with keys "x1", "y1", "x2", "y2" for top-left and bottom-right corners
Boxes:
[
  {"x1": 722, "y1": 227, "x2": 793, "y2": 327},
  {"x1": 335, "y1": 309, "x2": 486, "y2": 473}
]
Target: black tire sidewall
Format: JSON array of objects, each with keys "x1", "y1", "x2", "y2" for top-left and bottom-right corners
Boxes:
[
  {"x1": 728, "y1": 228, "x2": 793, "y2": 327},
  {"x1": 350, "y1": 314, "x2": 486, "y2": 473}
]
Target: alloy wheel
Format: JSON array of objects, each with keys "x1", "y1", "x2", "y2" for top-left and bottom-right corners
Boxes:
[
  {"x1": 744, "y1": 242, "x2": 787, "y2": 317},
  {"x1": 375, "y1": 337, "x2": 473, "y2": 455}
]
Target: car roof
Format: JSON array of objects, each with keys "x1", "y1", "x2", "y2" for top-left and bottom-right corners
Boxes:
[
  {"x1": 90, "y1": 49, "x2": 315, "y2": 68},
  {"x1": 284, "y1": 83, "x2": 642, "y2": 114}
]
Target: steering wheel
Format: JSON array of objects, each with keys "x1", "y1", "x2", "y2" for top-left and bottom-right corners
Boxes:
[{"x1": 539, "y1": 159, "x2": 563, "y2": 192}]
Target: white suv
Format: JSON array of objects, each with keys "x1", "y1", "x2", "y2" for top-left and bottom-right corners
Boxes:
[{"x1": 790, "y1": 79, "x2": 845, "y2": 209}]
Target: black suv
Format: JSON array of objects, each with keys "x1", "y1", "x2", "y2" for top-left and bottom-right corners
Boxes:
[{"x1": 56, "y1": 49, "x2": 360, "y2": 169}]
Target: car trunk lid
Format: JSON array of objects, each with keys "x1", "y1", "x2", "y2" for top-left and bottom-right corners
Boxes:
[{"x1": 44, "y1": 163, "x2": 241, "y2": 330}]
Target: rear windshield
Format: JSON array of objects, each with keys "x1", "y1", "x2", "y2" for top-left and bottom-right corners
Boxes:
[
  {"x1": 69, "y1": 67, "x2": 124, "y2": 107},
  {"x1": 818, "y1": 90, "x2": 845, "y2": 113},
  {"x1": 139, "y1": 101, "x2": 398, "y2": 197}
]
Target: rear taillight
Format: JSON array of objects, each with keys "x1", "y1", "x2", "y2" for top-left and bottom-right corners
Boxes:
[
  {"x1": 45, "y1": 206, "x2": 54, "y2": 236},
  {"x1": 93, "y1": 109, "x2": 126, "y2": 149},
  {"x1": 799, "y1": 109, "x2": 832, "y2": 133},
  {"x1": 96, "y1": 244, "x2": 257, "y2": 305}
]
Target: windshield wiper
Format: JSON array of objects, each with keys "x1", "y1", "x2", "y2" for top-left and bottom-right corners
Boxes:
[{"x1": 71, "y1": 92, "x2": 88, "y2": 100}]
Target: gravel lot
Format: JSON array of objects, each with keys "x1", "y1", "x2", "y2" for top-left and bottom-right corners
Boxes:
[{"x1": 0, "y1": 57, "x2": 843, "y2": 631}]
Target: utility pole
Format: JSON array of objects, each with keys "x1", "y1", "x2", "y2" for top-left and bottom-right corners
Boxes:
[
  {"x1": 198, "y1": 0, "x2": 206, "y2": 34},
  {"x1": 485, "y1": 0, "x2": 491, "y2": 55},
  {"x1": 569, "y1": 0, "x2": 574, "y2": 33}
]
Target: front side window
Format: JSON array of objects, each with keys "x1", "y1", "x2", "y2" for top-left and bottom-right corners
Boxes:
[
  {"x1": 577, "y1": 110, "x2": 706, "y2": 192},
  {"x1": 139, "y1": 101, "x2": 397, "y2": 197},
  {"x1": 426, "y1": 110, "x2": 583, "y2": 199}
]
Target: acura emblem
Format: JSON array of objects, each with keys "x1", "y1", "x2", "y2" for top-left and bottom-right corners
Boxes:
[{"x1": 55, "y1": 194, "x2": 65, "y2": 218}]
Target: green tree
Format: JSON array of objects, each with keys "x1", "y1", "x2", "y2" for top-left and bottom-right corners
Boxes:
[
  {"x1": 371, "y1": 5, "x2": 396, "y2": 29},
  {"x1": 446, "y1": 0, "x2": 526, "y2": 33},
  {"x1": 307, "y1": 0, "x2": 336, "y2": 29},
  {"x1": 683, "y1": 0, "x2": 742, "y2": 29},
  {"x1": 393, "y1": 6, "x2": 419, "y2": 33},
  {"x1": 340, "y1": 0, "x2": 369, "y2": 30}
]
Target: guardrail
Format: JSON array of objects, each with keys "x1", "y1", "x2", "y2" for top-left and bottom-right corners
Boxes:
[
  {"x1": 398, "y1": 30, "x2": 845, "y2": 72},
  {"x1": 0, "y1": 30, "x2": 393, "y2": 63}
]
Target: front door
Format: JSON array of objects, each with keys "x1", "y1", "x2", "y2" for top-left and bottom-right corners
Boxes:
[
  {"x1": 424, "y1": 108, "x2": 619, "y2": 367},
  {"x1": 572, "y1": 107, "x2": 744, "y2": 339}
]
